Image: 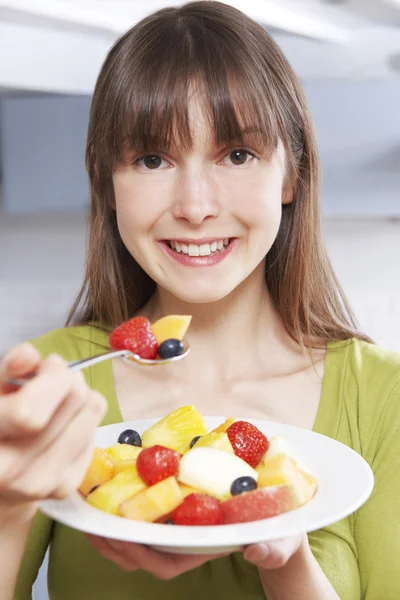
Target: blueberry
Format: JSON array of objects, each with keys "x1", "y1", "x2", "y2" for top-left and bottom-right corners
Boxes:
[
  {"x1": 190, "y1": 435, "x2": 202, "y2": 448},
  {"x1": 158, "y1": 339, "x2": 185, "y2": 359},
  {"x1": 165, "y1": 519, "x2": 174, "y2": 525},
  {"x1": 230, "y1": 476, "x2": 257, "y2": 496},
  {"x1": 117, "y1": 429, "x2": 142, "y2": 447}
]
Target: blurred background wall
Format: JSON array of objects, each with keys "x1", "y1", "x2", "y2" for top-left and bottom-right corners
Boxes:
[{"x1": 0, "y1": 2, "x2": 399, "y2": 595}]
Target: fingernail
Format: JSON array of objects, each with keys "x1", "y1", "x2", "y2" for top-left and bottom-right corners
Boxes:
[{"x1": 244, "y1": 544, "x2": 270, "y2": 563}]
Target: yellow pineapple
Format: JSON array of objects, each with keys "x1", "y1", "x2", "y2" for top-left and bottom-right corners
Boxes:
[
  {"x1": 114, "y1": 459, "x2": 138, "y2": 475},
  {"x1": 178, "y1": 482, "x2": 203, "y2": 498},
  {"x1": 151, "y1": 315, "x2": 192, "y2": 345},
  {"x1": 87, "y1": 467, "x2": 147, "y2": 515},
  {"x1": 79, "y1": 448, "x2": 115, "y2": 497},
  {"x1": 141, "y1": 405, "x2": 208, "y2": 454},
  {"x1": 119, "y1": 476, "x2": 183, "y2": 522},
  {"x1": 193, "y1": 432, "x2": 234, "y2": 454},
  {"x1": 210, "y1": 417, "x2": 236, "y2": 434},
  {"x1": 257, "y1": 454, "x2": 317, "y2": 504},
  {"x1": 107, "y1": 443, "x2": 142, "y2": 462}
]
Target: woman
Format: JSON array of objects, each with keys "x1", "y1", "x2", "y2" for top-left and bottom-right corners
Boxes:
[{"x1": 1, "y1": 2, "x2": 399, "y2": 599}]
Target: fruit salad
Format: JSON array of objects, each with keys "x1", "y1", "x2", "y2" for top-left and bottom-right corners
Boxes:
[
  {"x1": 79, "y1": 406, "x2": 318, "y2": 526},
  {"x1": 109, "y1": 314, "x2": 192, "y2": 360}
]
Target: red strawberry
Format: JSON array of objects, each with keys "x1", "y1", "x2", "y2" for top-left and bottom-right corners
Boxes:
[
  {"x1": 172, "y1": 493, "x2": 223, "y2": 526},
  {"x1": 226, "y1": 421, "x2": 269, "y2": 468},
  {"x1": 136, "y1": 445, "x2": 181, "y2": 486},
  {"x1": 109, "y1": 316, "x2": 158, "y2": 360}
]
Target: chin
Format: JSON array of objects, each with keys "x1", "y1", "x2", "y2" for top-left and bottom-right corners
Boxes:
[{"x1": 161, "y1": 279, "x2": 240, "y2": 305}]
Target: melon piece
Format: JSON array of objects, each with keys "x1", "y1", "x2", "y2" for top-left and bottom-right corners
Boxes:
[
  {"x1": 221, "y1": 485, "x2": 300, "y2": 524},
  {"x1": 79, "y1": 448, "x2": 115, "y2": 497},
  {"x1": 193, "y1": 432, "x2": 234, "y2": 454},
  {"x1": 107, "y1": 443, "x2": 143, "y2": 462},
  {"x1": 119, "y1": 476, "x2": 183, "y2": 522},
  {"x1": 86, "y1": 467, "x2": 147, "y2": 515},
  {"x1": 257, "y1": 454, "x2": 317, "y2": 504},
  {"x1": 141, "y1": 405, "x2": 208, "y2": 454},
  {"x1": 150, "y1": 315, "x2": 192, "y2": 345}
]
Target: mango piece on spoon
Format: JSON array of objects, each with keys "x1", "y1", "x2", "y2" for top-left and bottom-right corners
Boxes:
[{"x1": 151, "y1": 315, "x2": 192, "y2": 345}]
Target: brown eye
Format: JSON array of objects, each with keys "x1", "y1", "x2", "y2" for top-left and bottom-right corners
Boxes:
[
  {"x1": 143, "y1": 155, "x2": 162, "y2": 169},
  {"x1": 229, "y1": 150, "x2": 251, "y2": 165}
]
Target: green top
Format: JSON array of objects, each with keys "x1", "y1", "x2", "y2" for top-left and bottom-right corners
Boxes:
[{"x1": 14, "y1": 326, "x2": 400, "y2": 600}]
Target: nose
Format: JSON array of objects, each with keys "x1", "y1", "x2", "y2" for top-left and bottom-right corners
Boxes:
[{"x1": 171, "y1": 165, "x2": 219, "y2": 225}]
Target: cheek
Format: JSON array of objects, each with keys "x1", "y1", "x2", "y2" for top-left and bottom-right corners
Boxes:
[
  {"x1": 113, "y1": 174, "x2": 164, "y2": 246},
  {"x1": 229, "y1": 173, "x2": 284, "y2": 235}
]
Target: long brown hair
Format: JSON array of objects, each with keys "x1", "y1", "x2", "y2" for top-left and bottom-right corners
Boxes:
[{"x1": 68, "y1": 0, "x2": 369, "y2": 346}]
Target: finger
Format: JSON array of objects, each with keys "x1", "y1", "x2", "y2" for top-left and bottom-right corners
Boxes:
[
  {"x1": 0, "y1": 343, "x2": 41, "y2": 393},
  {"x1": 243, "y1": 534, "x2": 303, "y2": 570},
  {"x1": 104, "y1": 540, "x2": 229, "y2": 580},
  {"x1": 0, "y1": 390, "x2": 106, "y2": 500},
  {"x1": 0, "y1": 355, "x2": 86, "y2": 438}
]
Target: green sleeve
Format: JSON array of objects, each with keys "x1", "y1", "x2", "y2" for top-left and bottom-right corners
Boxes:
[
  {"x1": 355, "y1": 374, "x2": 400, "y2": 598},
  {"x1": 14, "y1": 325, "x2": 113, "y2": 599}
]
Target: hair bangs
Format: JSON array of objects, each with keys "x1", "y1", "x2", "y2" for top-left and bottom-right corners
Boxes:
[{"x1": 97, "y1": 13, "x2": 281, "y2": 171}]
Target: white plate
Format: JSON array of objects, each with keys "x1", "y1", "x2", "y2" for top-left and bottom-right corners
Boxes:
[{"x1": 39, "y1": 417, "x2": 374, "y2": 554}]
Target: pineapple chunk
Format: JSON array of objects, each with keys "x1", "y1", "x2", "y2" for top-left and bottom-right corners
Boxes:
[
  {"x1": 107, "y1": 444, "x2": 142, "y2": 462},
  {"x1": 79, "y1": 448, "x2": 115, "y2": 497},
  {"x1": 210, "y1": 417, "x2": 236, "y2": 434},
  {"x1": 114, "y1": 459, "x2": 138, "y2": 475},
  {"x1": 141, "y1": 405, "x2": 208, "y2": 454},
  {"x1": 151, "y1": 315, "x2": 192, "y2": 345},
  {"x1": 257, "y1": 454, "x2": 317, "y2": 504},
  {"x1": 193, "y1": 432, "x2": 234, "y2": 454},
  {"x1": 87, "y1": 467, "x2": 147, "y2": 515},
  {"x1": 120, "y1": 476, "x2": 183, "y2": 522},
  {"x1": 178, "y1": 483, "x2": 203, "y2": 498}
]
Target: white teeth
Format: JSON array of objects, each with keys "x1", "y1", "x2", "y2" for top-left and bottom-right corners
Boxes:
[
  {"x1": 199, "y1": 244, "x2": 211, "y2": 256},
  {"x1": 168, "y1": 239, "x2": 232, "y2": 256},
  {"x1": 188, "y1": 244, "x2": 200, "y2": 256}
]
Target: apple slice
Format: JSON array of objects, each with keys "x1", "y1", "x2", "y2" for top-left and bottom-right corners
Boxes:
[{"x1": 221, "y1": 485, "x2": 301, "y2": 524}]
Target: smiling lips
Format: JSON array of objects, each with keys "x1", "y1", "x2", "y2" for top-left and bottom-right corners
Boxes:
[
  {"x1": 168, "y1": 238, "x2": 230, "y2": 257},
  {"x1": 160, "y1": 237, "x2": 237, "y2": 266}
]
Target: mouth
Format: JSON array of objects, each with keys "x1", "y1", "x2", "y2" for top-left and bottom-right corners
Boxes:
[{"x1": 164, "y1": 238, "x2": 233, "y2": 257}]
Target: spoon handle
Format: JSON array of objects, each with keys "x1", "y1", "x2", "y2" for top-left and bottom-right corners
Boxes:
[
  {"x1": 8, "y1": 349, "x2": 132, "y2": 387},
  {"x1": 68, "y1": 349, "x2": 132, "y2": 371}
]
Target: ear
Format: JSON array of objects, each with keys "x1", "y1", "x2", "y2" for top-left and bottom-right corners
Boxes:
[{"x1": 282, "y1": 178, "x2": 295, "y2": 205}]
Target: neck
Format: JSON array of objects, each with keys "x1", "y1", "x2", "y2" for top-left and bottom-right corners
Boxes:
[{"x1": 143, "y1": 263, "x2": 306, "y2": 381}]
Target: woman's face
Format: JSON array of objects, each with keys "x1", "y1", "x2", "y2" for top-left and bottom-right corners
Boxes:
[{"x1": 113, "y1": 95, "x2": 291, "y2": 304}]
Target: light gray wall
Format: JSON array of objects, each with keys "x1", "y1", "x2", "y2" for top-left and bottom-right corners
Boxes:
[
  {"x1": 0, "y1": 95, "x2": 90, "y2": 213},
  {"x1": 0, "y1": 80, "x2": 399, "y2": 216},
  {"x1": 304, "y1": 79, "x2": 400, "y2": 217}
]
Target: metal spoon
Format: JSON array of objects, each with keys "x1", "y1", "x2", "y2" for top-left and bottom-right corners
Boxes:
[{"x1": 8, "y1": 340, "x2": 190, "y2": 387}]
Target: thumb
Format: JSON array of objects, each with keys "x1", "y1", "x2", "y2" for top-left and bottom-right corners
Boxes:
[{"x1": 0, "y1": 343, "x2": 41, "y2": 393}]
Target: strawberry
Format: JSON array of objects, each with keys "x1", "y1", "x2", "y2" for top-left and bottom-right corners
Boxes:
[
  {"x1": 136, "y1": 445, "x2": 181, "y2": 486},
  {"x1": 226, "y1": 421, "x2": 269, "y2": 468},
  {"x1": 172, "y1": 493, "x2": 223, "y2": 526},
  {"x1": 109, "y1": 316, "x2": 158, "y2": 360}
]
